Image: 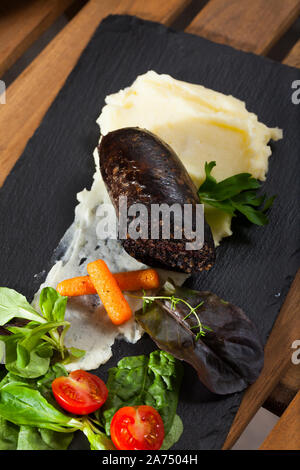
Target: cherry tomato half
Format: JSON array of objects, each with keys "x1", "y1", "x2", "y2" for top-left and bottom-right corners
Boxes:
[
  {"x1": 110, "y1": 405, "x2": 165, "y2": 450},
  {"x1": 52, "y1": 370, "x2": 108, "y2": 415}
]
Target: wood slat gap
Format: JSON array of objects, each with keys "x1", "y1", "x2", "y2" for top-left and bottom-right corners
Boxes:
[
  {"x1": 0, "y1": 0, "x2": 77, "y2": 78},
  {"x1": 267, "y1": 16, "x2": 300, "y2": 63},
  {"x1": 170, "y1": 0, "x2": 208, "y2": 31},
  {"x1": 283, "y1": 38, "x2": 300, "y2": 67},
  {"x1": 263, "y1": 360, "x2": 300, "y2": 416},
  {"x1": 260, "y1": 390, "x2": 300, "y2": 450}
]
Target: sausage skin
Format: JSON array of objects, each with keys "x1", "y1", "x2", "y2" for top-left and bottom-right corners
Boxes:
[{"x1": 98, "y1": 128, "x2": 215, "y2": 273}]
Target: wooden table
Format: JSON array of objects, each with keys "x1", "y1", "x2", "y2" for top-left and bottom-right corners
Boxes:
[{"x1": 0, "y1": 0, "x2": 299, "y2": 450}]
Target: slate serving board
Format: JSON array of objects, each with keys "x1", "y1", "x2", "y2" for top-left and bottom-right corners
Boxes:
[{"x1": 0, "y1": 15, "x2": 299, "y2": 450}]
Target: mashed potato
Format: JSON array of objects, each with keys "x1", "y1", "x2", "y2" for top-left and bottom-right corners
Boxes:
[{"x1": 98, "y1": 71, "x2": 282, "y2": 245}]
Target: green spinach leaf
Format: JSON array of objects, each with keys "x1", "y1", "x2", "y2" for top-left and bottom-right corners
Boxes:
[
  {"x1": 160, "y1": 414, "x2": 183, "y2": 450},
  {"x1": 36, "y1": 363, "x2": 68, "y2": 405},
  {"x1": 0, "y1": 417, "x2": 19, "y2": 450},
  {"x1": 17, "y1": 426, "x2": 73, "y2": 450},
  {"x1": 99, "y1": 350, "x2": 183, "y2": 436}
]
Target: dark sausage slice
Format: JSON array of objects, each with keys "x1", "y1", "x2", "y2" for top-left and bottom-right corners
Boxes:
[{"x1": 98, "y1": 127, "x2": 215, "y2": 273}]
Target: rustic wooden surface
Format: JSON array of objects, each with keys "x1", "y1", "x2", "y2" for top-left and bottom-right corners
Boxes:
[
  {"x1": 264, "y1": 363, "x2": 300, "y2": 416},
  {"x1": 0, "y1": 0, "x2": 75, "y2": 77},
  {"x1": 284, "y1": 38, "x2": 300, "y2": 67},
  {"x1": 260, "y1": 390, "x2": 300, "y2": 449},
  {"x1": 223, "y1": 270, "x2": 300, "y2": 448},
  {"x1": 260, "y1": 39, "x2": 300, "y2": 419},
  {"x1": 0, "y1": 0, "x2": 299, "y2": 449},
  {"x1": 186, "y1": 0, "x2": 300, "y2": 55},
  {"x1": 0, "y1": 0, "x2": 191, "y2": 187}
]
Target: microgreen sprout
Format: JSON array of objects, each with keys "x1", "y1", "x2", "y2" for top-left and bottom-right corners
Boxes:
[{"x1": 131, "y1": 292, "x2": 211, "y2": 340}]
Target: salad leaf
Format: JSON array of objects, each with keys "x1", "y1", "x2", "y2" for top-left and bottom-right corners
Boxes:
[
  {"x1": 39, "y1": 288, "x2": 67, "y2": 322},
  {"x1": 36, "y1": 363, "x2": 68, "y2": 406},
  {"x1": 136, "y1": 280, "x2": 264, "y2": 395},
  {"x1": 0, "y1": 417, "x2": 19, "y2": 450},
  {"x1": 17, "y1": 321, "x2": 68, "y2": 353},
  {"x1": 0, "y1": 382, "x2": 81, "y2": 431},
  {"x1": 60, "y1": 346, "x2": 86, "y2": 365},
  {"x1": 2, "y1": 334, "x2": 51, "y2": 378},
  {"x1": 0, "y1": 287, "x2": 85, "y2": 377},
  {"x1": 160, "y1": 414, "x2": 183, "y2": 450},
  {"x1": 37, "y1": 363, "x2": 67, "y2": 393},
  {"x1": 99, "y1": 350, "x2": 183, "y2": 436},
  {"x1": 82, "y1": 421, "x2": 116, "y2": 450},
  {"x1": 0, "y1": 349, "x2": 184, "y2": 451},
  {"x1": 0, "y1": 365, "x2": 74, "y2": 450},
  {"x1": 16, "y1": 426, "x2": 73, "y2": 450},
  {"x1": 38, "y1": 428, "x2": 73, "y2": 450},
  {"x1": 198, "y1": 161, "x2": 275, "y2": 225},
  {"x1": 0, "y1": 414, "x2": 73, "y2": 450},
  {"x1": 0, "y1": 342, "x2": 4, "y2": 364},
  {"x1": 0, "y1": 288, "x2": 45, "y2": 326}
]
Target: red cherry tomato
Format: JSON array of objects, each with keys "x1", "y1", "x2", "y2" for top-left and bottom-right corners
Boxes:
[
  {"x1": 110, "y1": 405, "x2": 165, "y2": 450},
  {"x1": 52, "y1": 370, "x2": 108, "y2": 415}
]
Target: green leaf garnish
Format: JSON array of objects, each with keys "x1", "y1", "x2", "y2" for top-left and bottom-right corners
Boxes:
[
  {"x1": 134, "y1": 290, "x2": 209, "y2": 339},
  {"x1": 0, "y1": 287, "x2": 85, "y2": 377},
  {"x1": 98, "y1": 350, "x2": 183, "y2": 436},
  {"x1": 143, "y1": 295, "x2": 207, "y2": 341},
  {"x1": 198, "y1": 161, "x2": 276, "y2": 226}
]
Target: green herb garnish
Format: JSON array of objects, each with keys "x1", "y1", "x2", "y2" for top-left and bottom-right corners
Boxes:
[
  {"x1": 133, "y1": 290, "x2": 210, "y2": 339},
  {"x1": 144, "y1": 295, "x2": 210, "y2": 339},
  {"x1": 0, "y1": 287, "x2": 85, "y2": 378},
  {"x1": 198, "y1": 161, "x2": 276, "y2": 225}
]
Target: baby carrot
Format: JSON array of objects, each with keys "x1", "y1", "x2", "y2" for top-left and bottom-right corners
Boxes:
[
  {"x1": 114, "y1": 268, "x2": 160, "y2": 291},
  {"x1": 86, "y1": 259, "x2": 132, "y2": 325},
  {"x1": 57, "y1": 276, "x2": 95, "y2": 296},
  {"x1": 57, "y1": 268, "x2": 160, "y2": 297}
]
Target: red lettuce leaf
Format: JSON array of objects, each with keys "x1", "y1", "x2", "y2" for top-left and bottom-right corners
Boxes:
[{"x1": 135, "y1": 281, "x2": 264, "y2": 395}]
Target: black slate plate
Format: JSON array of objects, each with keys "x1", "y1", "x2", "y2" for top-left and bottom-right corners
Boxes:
[{"x1": 0, "y1": 15, "x2": 299, "y2": 450}]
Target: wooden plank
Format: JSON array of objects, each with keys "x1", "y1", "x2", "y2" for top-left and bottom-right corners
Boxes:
[
  {"x1": 264, "y1": 361, "x2": 300, "y2": 416},
  {"x1": 223, "y1": 270, "x2": 300, "y2": 449},
  {"x1": 115, "y1": 0, "x2": 192, "y2": 26},
  {"x1": 283, "y1": 39, "x2": 300, "y2": 68},
  {"x1": 186, "y1": 0, "x2": 300, "y2": 55},
  {"x1": 0, "y1": 0, "x2": 76, "y2": 77},
  {"x1": 260, "y1": 390, "x2": 300, "y2": 450},
  {"x1": 0, "y1": 0, "x2": 191, "y2": 187},
  {"x1": 264, "y1": 29, "x2": 300, "y2": 419}
]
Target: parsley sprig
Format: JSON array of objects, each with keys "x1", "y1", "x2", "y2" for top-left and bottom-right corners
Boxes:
[{"x1": 198, "y1": 161, "x2": 275, "y2": 225}]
